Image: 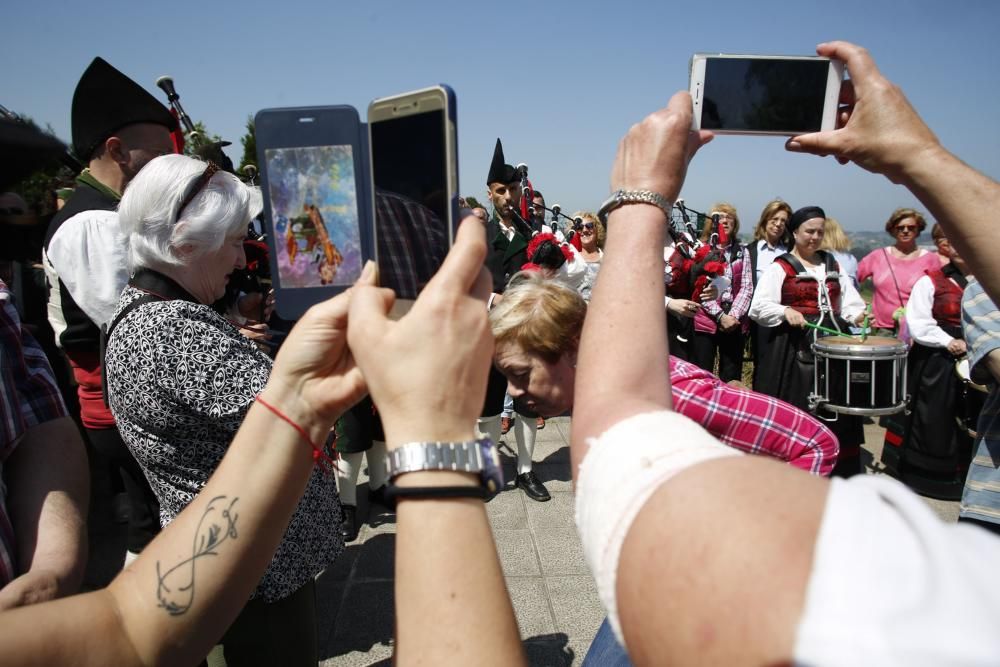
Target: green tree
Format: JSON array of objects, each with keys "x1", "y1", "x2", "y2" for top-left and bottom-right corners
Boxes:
[{"x1": 238, "y1": 116, "x2": 257, "y2": 174}]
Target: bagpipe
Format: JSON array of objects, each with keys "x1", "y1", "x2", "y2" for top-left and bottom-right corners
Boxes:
[
  {"x1": 666, "y1": 200, "x2": 730, "y2": 300},
  {"x1": 509, "y1": 162, "x2": 589, "y2": 241},
  {"x1": 155, "y1": 75, "x2": 250, "y2": 179}
]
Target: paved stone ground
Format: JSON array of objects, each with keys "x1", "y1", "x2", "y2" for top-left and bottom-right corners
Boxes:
[{"x1": 83, "y1": 414, "x2": 960, "y2": 666}]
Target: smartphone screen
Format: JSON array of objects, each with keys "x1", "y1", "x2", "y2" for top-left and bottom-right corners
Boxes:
[
  {"x1": 700, "y1": 57, "x2": 832, "y2": 133},
  {"x1": 370, "y1": 107, "x2": 450, "y2": 301},
  {"x1": 263, "y1": 144, "x2": 363, "y2": 288}
]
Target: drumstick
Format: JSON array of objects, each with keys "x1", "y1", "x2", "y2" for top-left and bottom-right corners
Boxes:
[
  {"x1": 803, "y1": 321, "x2": 854, "y2": 338},
  {"x1": 860, "y1": 303, "x2": 873, "y2": 343}
]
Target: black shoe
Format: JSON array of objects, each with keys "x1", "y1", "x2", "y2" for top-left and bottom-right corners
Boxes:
[
  {"x1": 340, "y1": 504, "x2": 359, "y2": 542},
  {"x1": 516, "y1": 472, "x2": 551, "y2": 502}
]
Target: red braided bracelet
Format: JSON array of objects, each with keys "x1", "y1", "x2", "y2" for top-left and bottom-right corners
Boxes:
[{"x1": 255, "y1": 394, "x2": 338, "y2": 474}]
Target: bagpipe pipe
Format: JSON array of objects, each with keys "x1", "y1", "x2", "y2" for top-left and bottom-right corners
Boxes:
[
  {"x1": 506, "y1": 162, "x2": 539, "y2": 239},
  {"x1": 156, "y1": 77, "x2": 268, "y2": 315},
  {"x1": 155, "y1": 75, "x2": 257, "y2": 182},
  {"x1": 511, "y1": 163, "x2": 586, "y2": 243}
]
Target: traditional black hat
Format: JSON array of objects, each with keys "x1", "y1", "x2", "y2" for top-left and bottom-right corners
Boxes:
[
  {"x1": 487, "y1": 138, "x2": 518, "y2": 185},
  {"x1": 788, "y1": 205, "x2": 826, "y2": 232},
  {"x1": 71, "y1": 57, "x2": 177, "y2": 161}
]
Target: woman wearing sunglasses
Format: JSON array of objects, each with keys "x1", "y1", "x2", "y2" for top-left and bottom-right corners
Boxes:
[
  {"x1": 573, "y1": 211, "x2": 604, "y2": 302},
  {"x1": 856, "y1": 208, "x2": 940, "y2": 336}
]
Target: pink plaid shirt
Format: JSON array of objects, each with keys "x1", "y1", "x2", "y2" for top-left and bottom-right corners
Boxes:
[{"x1": 670, "y1": 356, "x2": 838, "y2": 475}]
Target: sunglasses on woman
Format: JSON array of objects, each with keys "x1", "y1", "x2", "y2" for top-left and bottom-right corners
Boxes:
[{"x1": 575, "y1": 222, "x2": 595, "y2": 232}]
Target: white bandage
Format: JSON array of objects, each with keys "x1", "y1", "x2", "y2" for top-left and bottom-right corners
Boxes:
[{"x1": 574, "y1": 410, "x2": 742, "y2": 645}]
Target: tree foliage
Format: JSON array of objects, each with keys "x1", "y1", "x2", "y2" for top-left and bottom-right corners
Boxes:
[{"x1": 238, "y1": 116, "x2": 257, "y2": 174}]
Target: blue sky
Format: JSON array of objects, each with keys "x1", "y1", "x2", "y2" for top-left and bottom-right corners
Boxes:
[{"x1": 5, "y1": 0, "x2": 998, "y2": 232}]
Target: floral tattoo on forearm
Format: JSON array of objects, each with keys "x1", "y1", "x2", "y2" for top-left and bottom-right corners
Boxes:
[{"x1": 156, "y1": 495, "x2": 239, "y2": 616}]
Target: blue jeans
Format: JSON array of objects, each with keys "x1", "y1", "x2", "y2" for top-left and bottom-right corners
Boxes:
[
  {"x1": 581, "y1": 618, "x2": 632, "y2": 667},
  {"x1": 502, "y1": 392, "x2": 514, "y2": 418}
]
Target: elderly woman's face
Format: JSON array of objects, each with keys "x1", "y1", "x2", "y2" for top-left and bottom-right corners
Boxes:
[
  {"x1": 183, "y1": 229, "x2": 247, "y2": 304},
  {"x1": 494, "y1": 342, "x2": 576, "y2": 417}
]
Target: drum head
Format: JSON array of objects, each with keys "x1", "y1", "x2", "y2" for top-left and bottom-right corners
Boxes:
[
  {"x1": 956, "y1": 357, "x2": 990, "y2": 393},
  {"x1": 813, "y1": 335, "x2": 908, "y2": 357}
]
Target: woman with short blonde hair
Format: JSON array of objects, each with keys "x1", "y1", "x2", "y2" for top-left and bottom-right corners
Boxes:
[{"x1": 490, "y1": 271, "x2": 586, "y2": 363}]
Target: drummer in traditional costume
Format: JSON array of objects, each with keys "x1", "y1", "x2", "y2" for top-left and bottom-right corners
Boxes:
[
  {"x1": 882, "y1": 225, "x2": 975, "y2": 499},
  {"x1": 749, "y1": 206, "x2": 867, "y2": 476}
]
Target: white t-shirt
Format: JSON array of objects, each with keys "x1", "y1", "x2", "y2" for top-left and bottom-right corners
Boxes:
[{"x1": 796, "y1": 474, "x2": 1000, "y2": 665}]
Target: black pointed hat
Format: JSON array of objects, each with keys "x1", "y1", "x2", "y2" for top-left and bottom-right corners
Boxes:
[
  {"x1": 71, "y1": 57, "x2": 177, "y2": 161},
  {"x1": 487, "y1": 138, "x2": 518, "y2": 185}
]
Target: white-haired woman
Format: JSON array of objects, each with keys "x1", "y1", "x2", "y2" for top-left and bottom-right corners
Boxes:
[{"x1": 104, "y1": 155, "x2": 341, "y2": 665}]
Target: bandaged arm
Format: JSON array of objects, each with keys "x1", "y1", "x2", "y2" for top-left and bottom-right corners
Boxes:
[{"x1": 578, "y1": 410, "x2": 828, "y2": 665}]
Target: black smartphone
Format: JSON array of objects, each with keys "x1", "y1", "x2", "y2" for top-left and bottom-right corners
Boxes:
[
  {"x1": 255, "y1": 105, "x2": 373, "y2": 319},
  {"x1": 689, "y1": 54, "x2": 844, "y2": 135},
  {"x1": 368, "y1": 85, "x2": 458, "y2": 317}
]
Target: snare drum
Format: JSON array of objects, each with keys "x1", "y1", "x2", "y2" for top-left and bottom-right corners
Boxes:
[
  {"x1": 955, "y1": 358, "x2": 989, "y2": 438},
  {"x1": 812, "y1": 335, "x2": 908, "y2": 416}
]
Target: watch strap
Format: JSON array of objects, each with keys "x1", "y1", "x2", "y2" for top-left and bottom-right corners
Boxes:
[
  {"x1": 386, "y1": 439, "x2": 487, "y2": 479},
  {"x1": 384, "y1": 484, "x2": 488, "y2": 503}
]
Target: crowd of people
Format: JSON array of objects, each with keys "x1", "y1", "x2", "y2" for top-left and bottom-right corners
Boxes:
[{"x1": 0, "y1": 39, "x2": 998, "y2": 665}]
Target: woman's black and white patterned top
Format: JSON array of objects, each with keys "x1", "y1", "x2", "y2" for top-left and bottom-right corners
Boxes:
[{"x1": 105, "y1": 283, "x2": 343, "y2": 603}]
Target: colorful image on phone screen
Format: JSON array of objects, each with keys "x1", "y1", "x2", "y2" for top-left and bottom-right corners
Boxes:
[{"x1": 264, "y1": 145, "x2": 362, "y2": 288}]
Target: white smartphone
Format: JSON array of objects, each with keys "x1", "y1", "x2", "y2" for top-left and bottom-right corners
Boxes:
[
  {"x1": 368, "y1": 85, "x2": 458, "y2": 317},
  {"x1": 689, "y1": 54, "x2": 844, "y2": 135}
]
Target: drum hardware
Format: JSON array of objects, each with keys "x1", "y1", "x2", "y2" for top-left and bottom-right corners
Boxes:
[{"x1": 809, "y1": 335, "x2": 909, "y2": 417}]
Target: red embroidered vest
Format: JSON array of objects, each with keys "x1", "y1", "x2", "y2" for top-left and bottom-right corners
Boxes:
[
  {"x1": 775, "y1": 252, "x2": 841, "y2": 316},
  {"x1": 928, "y1": 268, "x2": 963, "y2": 328}
]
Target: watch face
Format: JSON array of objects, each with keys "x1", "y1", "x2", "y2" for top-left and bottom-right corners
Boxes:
[{"x1": 478, "y1": 439, "x2": 504, "y2": 494}]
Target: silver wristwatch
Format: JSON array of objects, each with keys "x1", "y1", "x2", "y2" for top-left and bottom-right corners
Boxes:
[
  {"x1": 598, "y1": 189, "x2": 674, "y2": 225},
  {"x1": 385, "y1": 439, "x2": 503, "y2": 493}
]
